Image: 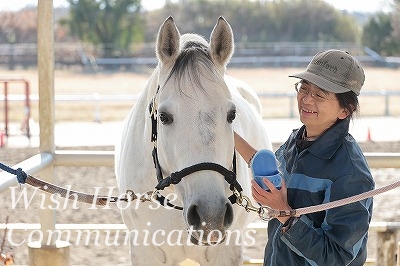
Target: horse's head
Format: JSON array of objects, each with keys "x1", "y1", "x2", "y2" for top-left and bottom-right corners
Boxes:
[{"x1": 151, "y1": 16, "x2": 237, "y2": 245}]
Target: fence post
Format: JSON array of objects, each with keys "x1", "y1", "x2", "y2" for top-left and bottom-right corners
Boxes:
[
  {"x1": 93, "y1": 93, "x2": 101, "y2": 122},
  {"x1": 28, "y1": 0, "x2": 70, "y2": 265},
  {"x1": 397, "y1": 241, "x2": 400, "y2": 266},
  {"x1": 289, "y1": 94, "x2": 295, "y2": 118},
  {"x1": 24, "y1": 80, "x2": 31, "y2": 139},
  {"x1": 377, "y1": 230, "x2": 396, "y2": 266},
  {"x1": 4, "y1": 81, "x2": 8, "y2": 136},
  {"x1": 384, "y1": 93, "x2": 390, "y2": 116}
]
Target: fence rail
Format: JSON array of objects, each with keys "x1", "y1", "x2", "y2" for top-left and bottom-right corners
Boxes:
[
  {"x1": 2, "y1": 89, "x2": 400, "y2": 121},
  {"x1": 1, "y1": 42, "x2": 398, "y2": 69},
  {"x1": 2, "y1": 151, "x2": 399, "y2": 191}
]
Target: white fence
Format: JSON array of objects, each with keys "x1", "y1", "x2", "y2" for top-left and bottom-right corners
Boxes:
[{"x1": 2, "y1": 89, "x2": 400, "y2": 122}]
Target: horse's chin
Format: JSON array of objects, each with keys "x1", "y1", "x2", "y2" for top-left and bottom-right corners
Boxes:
[{"x1": 189, "y1": 232, "x2": 226, "y2": 246}]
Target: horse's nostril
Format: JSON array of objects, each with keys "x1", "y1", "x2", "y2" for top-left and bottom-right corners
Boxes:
[
  {"x1": 188, "y1": 202, "x2": 234, "y2": 229},
  {"x1": 224, "y1": 202, "x2": 234, "y2": 228},
  {"x1": 187, "y1": 205, "x2": 201, "y2": 228}
]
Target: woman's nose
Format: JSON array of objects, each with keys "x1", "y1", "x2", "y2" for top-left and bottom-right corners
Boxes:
[{"x1": 301, "y1": 92, "x2": 314, "y2": 103}]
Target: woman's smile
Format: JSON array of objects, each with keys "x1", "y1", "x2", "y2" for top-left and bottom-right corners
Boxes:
[{"x1": 300, "y1": 107, "x2": 317, "y2": 115}]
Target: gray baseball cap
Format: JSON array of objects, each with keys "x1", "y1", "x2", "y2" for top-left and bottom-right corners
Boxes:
[{"x1": 289, "y1": 49, "x2": 365, "y2": 95}]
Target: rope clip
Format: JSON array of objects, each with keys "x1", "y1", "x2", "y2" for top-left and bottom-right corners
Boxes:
[
  {"x1": 258, "y1": 206, "x2": 297, "y2": 221},
  {"x1": 236, "y1": 194, "x2": 261, "y2": 213},
  {"x1": 139, "y1": 189, "x2": 158, "y2": 203},
  {"x1": 123, "y1": 189, "x2": 137, "y2": 202}
]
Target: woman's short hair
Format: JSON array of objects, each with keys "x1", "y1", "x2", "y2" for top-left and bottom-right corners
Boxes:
[{"x1": 336, "y1": 91, "x2": 359, "y2": 119}]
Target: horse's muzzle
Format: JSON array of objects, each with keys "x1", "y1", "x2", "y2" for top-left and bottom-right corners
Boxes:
[{"x1": 186, "y1": 200, "x2": 234, "y2": 245}]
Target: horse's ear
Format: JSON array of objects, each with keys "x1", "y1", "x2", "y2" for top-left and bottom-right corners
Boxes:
[
  {"x1": 156, "y1": 16, "x2": 181, "y2": 66},
  {"x1": 209, "y1": 16, "x2": 234, "y2": 67}
]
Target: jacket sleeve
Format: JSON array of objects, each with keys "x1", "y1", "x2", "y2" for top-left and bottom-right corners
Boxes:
[{"x1": 280, "y1": 173, "x2": 374, "y2": 265}]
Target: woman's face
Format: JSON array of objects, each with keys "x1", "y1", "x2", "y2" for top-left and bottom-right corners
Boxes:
[{"x1": 296, "y1": 80, "x2": 348, "y2": 137}]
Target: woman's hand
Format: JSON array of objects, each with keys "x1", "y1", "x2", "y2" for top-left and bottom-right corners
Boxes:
[{"x1": 251, "y1": 178, "x2": 292, "y2": 224}]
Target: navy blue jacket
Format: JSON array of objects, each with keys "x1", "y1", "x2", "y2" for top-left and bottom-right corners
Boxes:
[{"x1": 264, "y1": 118, "x2": 374, "y2": 266}]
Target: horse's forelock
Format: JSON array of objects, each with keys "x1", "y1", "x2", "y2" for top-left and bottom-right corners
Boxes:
[
  {"x1": 165, "y1": 41, "x2": 221, "y2": 96},
  {"x1": 182, "y1": 40, "x2": 207, "y2": 50}
]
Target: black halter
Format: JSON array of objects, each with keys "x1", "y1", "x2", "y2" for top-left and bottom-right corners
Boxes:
[{"x1": 149, "y1": 87, "x2": 242, "y2": 210}]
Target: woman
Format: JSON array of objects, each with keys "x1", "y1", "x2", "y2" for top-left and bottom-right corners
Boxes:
[{"x1": 235, "y1": 49, "x2": 374, "y2": 265}]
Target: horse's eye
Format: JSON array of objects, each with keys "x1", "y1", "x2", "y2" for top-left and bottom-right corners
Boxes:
[
  {"x1": 227, "y1": 110, "x2": 236, "y2": 123},
  {"x1": 159, "y1": 112, "x2": 173, "y2": 125}
]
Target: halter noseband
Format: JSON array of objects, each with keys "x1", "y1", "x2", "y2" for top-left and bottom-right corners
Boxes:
[{"x1": 149, "y1": 86, "x2": 242, "y2": 207}]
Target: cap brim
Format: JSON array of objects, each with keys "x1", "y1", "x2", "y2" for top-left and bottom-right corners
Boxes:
[{"x1": 289, "y1": 71, "x2": 350, "y2": 94}]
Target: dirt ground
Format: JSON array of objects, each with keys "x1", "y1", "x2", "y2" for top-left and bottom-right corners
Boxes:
[{"x1": 1, "y1": 141, "x2": 399, "y2": 265}]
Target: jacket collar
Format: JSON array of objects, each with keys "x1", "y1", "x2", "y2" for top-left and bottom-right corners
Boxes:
[{"x1": 297, "y1": 118, "x2": 350, "y2": 160}]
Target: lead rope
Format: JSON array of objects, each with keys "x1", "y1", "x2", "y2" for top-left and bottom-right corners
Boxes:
[
  {"x1": 0, "y1": 162, "x2": 131, "y2": 206},
  {"x1": 257, "y1": 180, "x2": 400, "y2": 221},
  {"x1": 294, "y1": 180, "x2": 399, "y2": 216}
]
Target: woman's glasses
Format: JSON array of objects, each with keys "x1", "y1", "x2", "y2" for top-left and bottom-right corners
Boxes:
[{"x1": 294, "y1": 82, "x2": 334, "y2": 102}]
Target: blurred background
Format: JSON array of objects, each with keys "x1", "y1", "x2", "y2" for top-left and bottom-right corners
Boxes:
[
  {"x1": 0, "y1": 0, "x2": 399, "y2": 71},
  {"x1": 1, "y1": 0, "x2": 399, "y2": 138},
  {"x1": 0, "y1": 0, "x2": 399, "y2": 131}
]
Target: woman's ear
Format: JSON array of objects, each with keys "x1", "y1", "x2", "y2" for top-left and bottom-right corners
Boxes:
[
  {"x1": 338, "y1": 108, "x2": 349, "y2": 120},
  {"x1": 338, "y1": 104, "x2": 355, "y2": 120}
]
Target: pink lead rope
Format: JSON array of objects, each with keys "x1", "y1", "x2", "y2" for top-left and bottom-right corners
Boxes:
[{"x1": 259, "y1": 180, "x2": 400, "y2": 221}]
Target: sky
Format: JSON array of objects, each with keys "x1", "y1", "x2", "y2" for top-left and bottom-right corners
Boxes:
[{"x1": 0, "y1": 0, "x2": 393, "y2": 13}]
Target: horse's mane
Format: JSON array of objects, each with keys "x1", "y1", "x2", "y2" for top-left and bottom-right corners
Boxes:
[{"x1": 163, "y1": 40, "x2": 220, "y2": 97}]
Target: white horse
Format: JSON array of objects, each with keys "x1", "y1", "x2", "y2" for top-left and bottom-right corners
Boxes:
[{"x1": 115, "y1": 16, "x2": 271, "y2": 266}]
